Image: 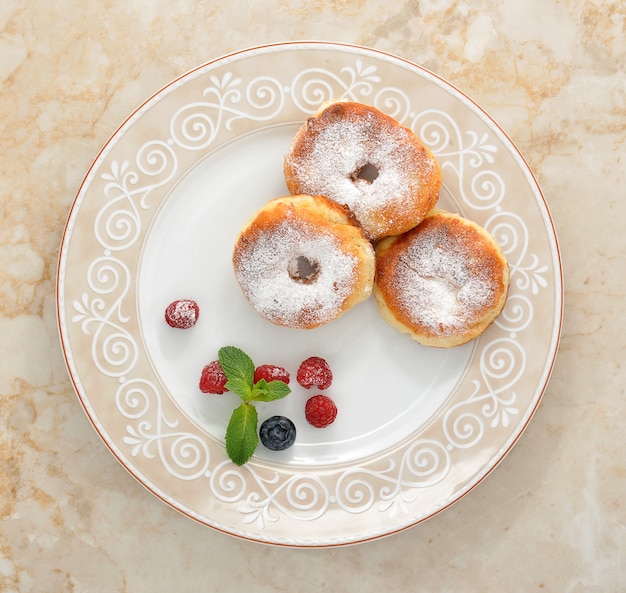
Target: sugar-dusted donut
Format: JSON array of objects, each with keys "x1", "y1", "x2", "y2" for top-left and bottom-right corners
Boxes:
[
  {"x1": 232, "y1": 194, "x2": 375, "y2": 329},
  {"x1": 284, "y1": 101, "x2": 441, "y2": 241},
  {"x1": 374, "y1": 209, "x2": 509, "y2": 347}
]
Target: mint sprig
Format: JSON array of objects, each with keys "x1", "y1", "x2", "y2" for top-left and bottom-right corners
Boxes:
[
  {"x1": 218, "y1": 346, "x2": 291, "y2": 465},
  {"x1": 250, "y1": 378, "x2": 291, "y2": 403},
  {"x1": 218, "y1": 345, "x2": 255, "y2": 399},
  {"x1": 225, "y1": 403, "x2": 258, "y2": 466}
]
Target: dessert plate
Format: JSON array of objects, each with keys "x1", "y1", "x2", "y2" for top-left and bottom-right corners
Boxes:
[{"x1": 57, "y1": 42, "x2": 563, "y2": 547}]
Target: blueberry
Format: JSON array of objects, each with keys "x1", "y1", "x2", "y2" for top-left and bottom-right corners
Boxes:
[{"x1": 259, "y1": 416, "x2": 296, "y2": 451}]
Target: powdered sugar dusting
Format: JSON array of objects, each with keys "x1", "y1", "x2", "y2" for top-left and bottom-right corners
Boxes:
[
  {"x1": 234, "y1": 218, "x2": 359, "y2": 328},
  {"x1": 391, "y1": 222, "x2": 499, "y2": 336},
  {"x1": 286, "y1": 105, "x2": 436, "y2": 239}
]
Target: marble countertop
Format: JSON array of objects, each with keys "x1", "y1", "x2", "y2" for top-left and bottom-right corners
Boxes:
[{"x1": 1, "y1": 0, "x2": 624, "y2": 591}]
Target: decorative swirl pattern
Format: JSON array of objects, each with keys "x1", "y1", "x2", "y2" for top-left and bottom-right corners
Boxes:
[
  {"x1": 169, "y1": 74, "x2": 284, "y2": 150},
  {"x1": 209, "y1": 460, "x2": 251, "y2": 503},
  {"x1": 96, "y1": 145, "x2": 177, "y2": 251},
  {"x1": 71, "y1": 256, "x2": 136, "y2": 378},
  {"x1": 170, "y1": 102, "x2": 220, "y2": 151},
  {"x1": 336, "y1": 440, "x2": 451, "y2": 515},
  {"x1": 119, "y1": 379, "x2": 211, "y2": 480},
  {"x1": 443, "y1": 338, "x2": 525, "y2": 448},
  {"x1": 496, "y1": 294, "x2": 533, "y2": 333},
  {"x1": 245, "y1": 76, "x2": 285, "y2": 116},
  {"x1": 210, "y1": 464, "x2": 329, "y2": 528},
  {"x1": 135, "y1": 142, "x2": 178, "y2": 201},
  {"x1": 66, "y1": 52, "x2": 554, "y2": 533},
  {"x1": 402, "y1": 439, "x2": 452, "y2": 485},
  {"x1": 290, "y1": 60, "x2": 381, "y2": 113},
  {"x1": 486, "y1": 211, "x2": 549, "y2": 296},
  {"x1": 373, "y1": 86, "x2": 412, "y2": 124},
  {"x1": 336, "y1": 469, "x2": 381, "y2": 514},
  {"x1": 412, "y1": 109, "x2": 504, "y2": 210}
]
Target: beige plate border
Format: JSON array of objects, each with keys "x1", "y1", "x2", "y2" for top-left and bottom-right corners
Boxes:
[{"x1": 56, "y1": 41, "x2": 563, "y2": 547}]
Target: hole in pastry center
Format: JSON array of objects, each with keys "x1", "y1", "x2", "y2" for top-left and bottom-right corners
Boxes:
[
  {"x1": 288, "y1": 256, "x2": 320, "y2": 283},
  {"x1": 351, "y1": 162, "x2": 379, "y2": 183}
]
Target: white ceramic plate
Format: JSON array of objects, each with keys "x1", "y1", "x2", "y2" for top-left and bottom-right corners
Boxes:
[{"x1": 57, "y1": 42, "x2": 563, "y2": 547}]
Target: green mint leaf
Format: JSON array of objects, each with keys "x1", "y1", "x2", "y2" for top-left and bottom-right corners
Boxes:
[
  {"x1": 249, "y1": 377, "x2": 267, "y2": 398},
  {"x1": 224, "y1": 377, "x2": 253, "y2": 398},
  {"x1": 218, "y1": 346, "x2": 254, "y2": 400},
  {"x1": 251, "y1": 380, "x2": 291, "y2": 403},
  {"x1": 225, "y1": 402, "x2": 258, "y2": 466}
]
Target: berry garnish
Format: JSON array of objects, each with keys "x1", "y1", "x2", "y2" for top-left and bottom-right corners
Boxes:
[
  {"x1": 164, "y1": 299, "x2": 199, "y2": 329},
  {"x1": 259, "y1": 416, "x2": 297, "y2": 451},
  {"x1": 296, "y1": 356, "x2": 333, "y2": 390},
  {"x1": 254, "y1": 364, "x2": 290, "y2": 385},
  {"x1": 199, "y1": 360, "x2": 228, "y2": 394},
  {"x1": 305, "y1": 395, "x2": 337, "y2": 428},
  {"x1": 218, "y1": 347, "x2": 291, "y2": 465}
]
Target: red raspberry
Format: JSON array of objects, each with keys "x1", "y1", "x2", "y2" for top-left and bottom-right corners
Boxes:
[
  {"x1": 199, "y1": 360, "x2": 228, "y2": 394},
  {"x1": 296, "y1": 356, "x2": 333, "y2": 389},
  {"x1": 165, "y1": 299, "x2": 199, "y2": 329},
  {"x1": 254, "y1": 364, "x2": 290, "y2": 385},
  {"x1": 305, "y1": 395, "x2": 337, "y2": 428}
]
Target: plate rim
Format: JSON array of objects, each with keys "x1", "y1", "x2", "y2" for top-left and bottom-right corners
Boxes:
[{"x1": 55, "y1": 40, "x2": 564, "y2": 547}]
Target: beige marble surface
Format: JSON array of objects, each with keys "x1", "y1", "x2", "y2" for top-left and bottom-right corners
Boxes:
[{"x1": 1, "y1": 0, "x2": 625, "y2": 591}]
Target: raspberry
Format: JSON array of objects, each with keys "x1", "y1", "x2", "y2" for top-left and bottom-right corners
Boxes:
[
  {"x1": 259, "y1": 416, "x2": 297, "y2": 451},
  {"x1": 305, "y1": 395, "x2": 337, "y2": 428},
  {"x1": 199, "y1": 360, "x2": 228, "y2": 394},
  {"x1": 296, "y1": 356, "x2": 333, "y2": 389},
  {"x1": 254, "y1": 364, "x2": 290, "y2": 385},
  {"x1": 165, "y1": 299, "x2": 199, "y2": 329}
]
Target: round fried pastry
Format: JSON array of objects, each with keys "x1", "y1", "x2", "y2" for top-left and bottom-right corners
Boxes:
[
  {"x1": 284, "y1": 101, "x2": 441, "y2": 241},
  {"x1": 233, "y1": 194, "x2": 376, "y2": 329},
  {"x1": 374, "y1": 209, "x2": 510, "y2": 347}
]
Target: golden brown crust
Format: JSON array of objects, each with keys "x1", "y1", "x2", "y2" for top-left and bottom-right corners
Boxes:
[
  {"x1": 374, "y1": 209, "x2": 510, "y2": 347},
  {"x1": 233, "y1": 194, "x2": 375, "y2": 329},
  {"x1": 284, "y1": 101, "x2": 441, "y2": 241}
]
